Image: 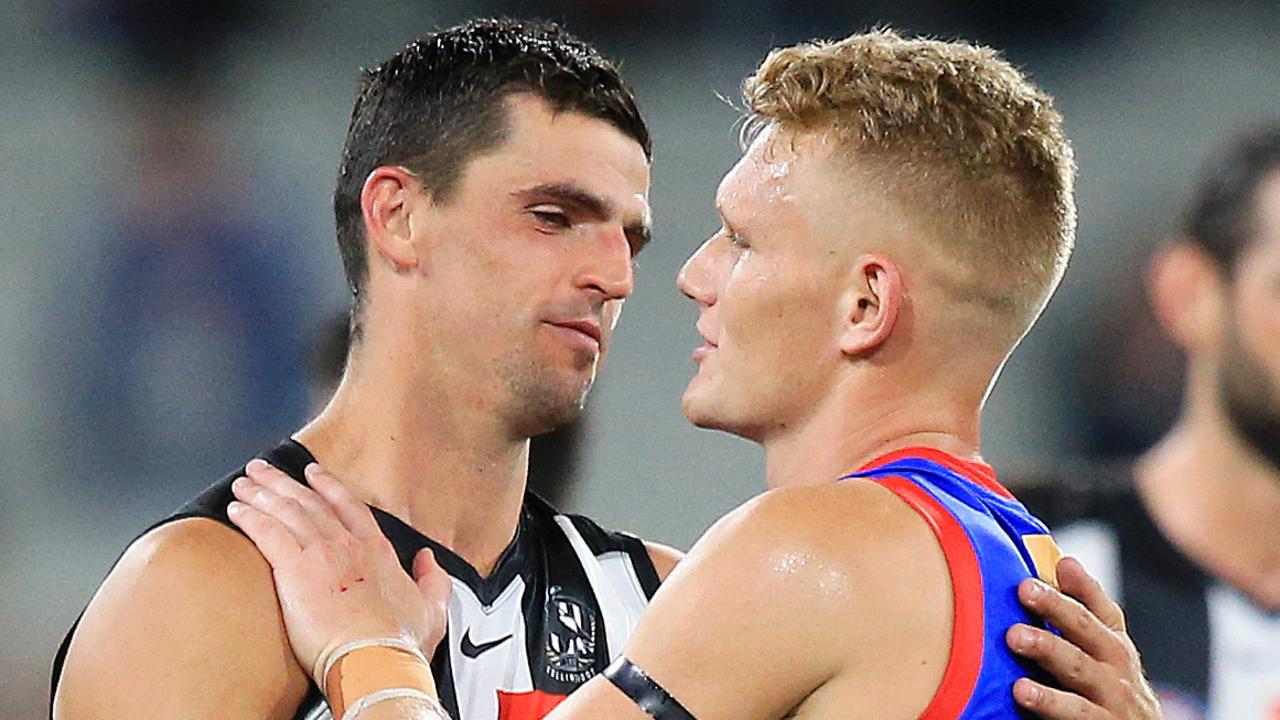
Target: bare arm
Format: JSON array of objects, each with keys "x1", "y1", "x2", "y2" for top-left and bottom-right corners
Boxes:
[
  {"x1": 53, "y1": 518, "x2": 310, "y2": 719},
  {"x1": 549, "y1": 481, "x2": 950, "y2": 720}
]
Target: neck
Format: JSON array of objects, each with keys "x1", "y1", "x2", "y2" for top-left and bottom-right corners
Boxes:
[
  {"x1": 761, "y1": 381, "x2": 983, "y2": 489},
  {"x1": 1136, "y1": 388, "x2": 1280, "y2": 608},
  {"x1": 296, "y1": 342, "x2": 529, "y2": 578}
]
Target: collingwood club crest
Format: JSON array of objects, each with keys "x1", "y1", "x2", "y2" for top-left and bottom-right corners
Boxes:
[{"x1": 544, "y1": 586, "x2": 598, "y2": 684}]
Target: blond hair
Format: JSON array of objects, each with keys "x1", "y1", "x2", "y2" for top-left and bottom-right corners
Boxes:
[{"x1": 744, "y1": 29, "x2": 1076, "y2": 334}]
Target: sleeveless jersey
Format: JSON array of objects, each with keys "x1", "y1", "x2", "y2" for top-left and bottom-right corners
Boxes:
[
  {"x1": 50, "y1": 439, "x2": 661, "y2": 720},
  {"x1": 845, "y1": 447, "x2": 1062, "y2": 719}
]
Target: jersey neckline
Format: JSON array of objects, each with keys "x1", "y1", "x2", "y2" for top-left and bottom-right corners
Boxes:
[
  {"x1": 855, "y1": 445, "x2": 1015, "y2": 499},
  {"x1": 271, "y1": 438, "x2": 532, "y2": 606}
]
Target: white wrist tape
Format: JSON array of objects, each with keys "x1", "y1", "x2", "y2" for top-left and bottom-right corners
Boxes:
[
  {"x1": 340, "y1": 687, "x2": 449, "y2": 720},
  {"x1": 315, "y1": 638, "x2": 430, "y2": 696}
]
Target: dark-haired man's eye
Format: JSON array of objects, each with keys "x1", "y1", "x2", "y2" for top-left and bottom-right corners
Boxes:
[{"x1": 532, "y1": 209, "x2": 571, "y2": 229}]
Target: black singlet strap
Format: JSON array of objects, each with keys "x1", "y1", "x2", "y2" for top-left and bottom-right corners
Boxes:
[{"x1": 603, "y1": 656, "x2": 697, "y2": 720}]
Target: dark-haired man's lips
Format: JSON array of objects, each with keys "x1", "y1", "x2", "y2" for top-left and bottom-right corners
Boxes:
[{"x1": 546, "y1": 320, "x2": 602, "y2": 350}]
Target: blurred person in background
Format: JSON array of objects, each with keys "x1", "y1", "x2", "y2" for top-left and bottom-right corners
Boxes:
[
  {"x1": 71, "y1": 87, "x2": 308, "y2": 482},
  {"x1": 58, "y1": 0, "x2": 308, "y2": 500},
  {"x1": 224, "y1": 29, "x2": 1162, "y2": 720},
  {"x1": 1024, "y1": 126, "x2": 1280, "y2": 720}
]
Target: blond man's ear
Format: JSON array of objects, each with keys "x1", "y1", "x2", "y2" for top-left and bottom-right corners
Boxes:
[{"x1": 838, "y1": 253, "x2": 903, "y2": 358}]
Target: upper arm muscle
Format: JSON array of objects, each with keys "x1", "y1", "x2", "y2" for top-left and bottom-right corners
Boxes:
[
  {"x1": 569, "y1": 483, "x2": 953, "y2": 720},
  {"x1": 53, "y1": 518, "x2": 310, "y2": 720},
  {"x1": 613, "y1": 492, "x2": 853, "y2": 720}
]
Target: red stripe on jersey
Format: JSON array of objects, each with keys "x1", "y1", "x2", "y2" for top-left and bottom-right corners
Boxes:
[
  {"x1": 877, "y1": 475, "x2": 985, "y2": 719},
  {"x1": 497, "y1": 689, "x2": 568, "y2": 720},
  {"x1": 860, "y1": 447, "x2": 1015, "y2": 499}
]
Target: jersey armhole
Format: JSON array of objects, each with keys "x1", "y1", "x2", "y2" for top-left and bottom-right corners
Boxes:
[
  {"x1": 874, "y1": 475, "x2": 985, "y2": 720},
  {"x1": 564, "y1": 514, "x2": 662, "y2": 599}
]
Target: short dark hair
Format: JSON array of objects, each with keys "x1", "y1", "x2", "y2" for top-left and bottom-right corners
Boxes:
[
  {"x1": 334, "y1": 18, "x2": 651, "y2": 327},
  {"x1": 1184, "y1": 125, "x2": 1280, "y2": 272}
]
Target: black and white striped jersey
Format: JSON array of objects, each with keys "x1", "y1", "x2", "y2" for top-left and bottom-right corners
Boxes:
[
  {"x1": 51, "y1": 439, "x2": 662, "y2": 720},
  {"x1": 1019, "y1": 464, "x2": 1280, "y2": 720}
]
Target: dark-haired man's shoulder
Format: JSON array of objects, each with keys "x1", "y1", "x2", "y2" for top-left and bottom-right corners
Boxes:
[{"x1": 52, "y1": 514, "x2": 309, "y2": 719}]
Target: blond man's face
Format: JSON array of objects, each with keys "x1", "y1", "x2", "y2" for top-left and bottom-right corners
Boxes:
[{"x1": 676, "y1": 128, "x2": 887, "y2": 440}]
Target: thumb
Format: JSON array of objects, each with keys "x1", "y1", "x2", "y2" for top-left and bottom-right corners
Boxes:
[{"x1": 413, "y1": 548, "x2": 453, "y2": 605}]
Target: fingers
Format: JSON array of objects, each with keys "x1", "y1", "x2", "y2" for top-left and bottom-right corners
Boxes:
[
  {"x1": 1007, "y1": 624, "x2": 1112, "y2": 705},
  {"x1": 413, "y1": 549, "x2": 453, "y2": 607},
  {"x1": 1057, "y1": 556, "x2": 1127, "y2": 632},
  {"x1": 232, "y1": 474, "x2": 326, "y2": 548},
  {"x1": 228, "y1": 500, "x2": 303, "y2": 567},
  {"x1": 304, "y1": 463, "x2": 384, "y2": 541},
  {"x1": 1013, "y1": 677, "x2": 1106, "y2": 720},
  {"x1": 1018, "y1": 577, "x2": 1129, "y2": 667},
  {"x1": 244, "y1": 460, "x2": 349, "y2": 538}
]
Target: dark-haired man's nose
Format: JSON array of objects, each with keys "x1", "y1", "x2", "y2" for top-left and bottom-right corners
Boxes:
[
  {"x1": 676, "y1": 238, "x2": 717, "y2": 307},
  {"x1": 578, "y1": 226, "x2": 635, "y2": 301}
]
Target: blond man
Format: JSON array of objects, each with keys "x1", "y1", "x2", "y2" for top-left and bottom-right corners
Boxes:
[{"x1": 227, "y1": 30, "x2": 1162, "y2": 720}]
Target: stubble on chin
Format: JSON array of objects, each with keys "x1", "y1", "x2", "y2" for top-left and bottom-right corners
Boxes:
[{"x1": 498, "y1": 349, "x2": 593, "y2": 438}]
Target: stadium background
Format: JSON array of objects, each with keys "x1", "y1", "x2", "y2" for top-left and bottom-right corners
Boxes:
[{"x1": 3, "y1": 0, "x2": 1279, "y2": 716}]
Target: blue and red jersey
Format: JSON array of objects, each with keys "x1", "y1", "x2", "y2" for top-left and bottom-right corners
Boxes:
[{"x1": 845, "y1": 448, "x2": 1062, "y2": 719}]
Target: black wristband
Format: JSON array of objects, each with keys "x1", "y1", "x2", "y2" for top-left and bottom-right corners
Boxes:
[{"x1": 602, "y1": 656, "x2": 697, "y2": 720}]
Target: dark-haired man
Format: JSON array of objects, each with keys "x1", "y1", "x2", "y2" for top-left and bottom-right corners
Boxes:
[
  {"x1": 52, "y1": 19, "x2": 675, "y2": 720},
  {"x1": 1027, "y1": 126, "x2": 1280, "y2": 719}
]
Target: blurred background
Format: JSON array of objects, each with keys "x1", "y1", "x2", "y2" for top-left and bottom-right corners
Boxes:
[{"x1": 3, "y1": 0, "x2": 1279, "y2": 716}]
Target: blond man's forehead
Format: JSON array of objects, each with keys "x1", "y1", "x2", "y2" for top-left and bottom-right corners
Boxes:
[{"x1": 716, "y1": 125, "x2": 835, "y2": 223}]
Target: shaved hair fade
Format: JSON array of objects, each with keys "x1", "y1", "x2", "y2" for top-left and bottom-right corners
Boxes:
[{"x1": 743, "y1": 29, "x2": 1076, "y2": 339}]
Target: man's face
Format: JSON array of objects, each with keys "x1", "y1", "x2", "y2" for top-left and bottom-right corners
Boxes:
[
  {"x1": 1219, "y1": 172, "x2": 1280, "y2": 469},
  {"x1": 675, "y1": 128, "x2": 871, "y2": 441},
  {"x1": 415, "y1": 94, "x2": 651, "y2": 437}
]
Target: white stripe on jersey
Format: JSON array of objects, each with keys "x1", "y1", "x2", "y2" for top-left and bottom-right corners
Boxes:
[
  {"x1": 1207, "y1": 585, "x2": 1280, "y2": 720},
  {"x1": 596, "y1": 550, "x2": 651, "y2": 632},
  {"x1": 554, "y1": 516, "x2": 635, "y2": 660}
]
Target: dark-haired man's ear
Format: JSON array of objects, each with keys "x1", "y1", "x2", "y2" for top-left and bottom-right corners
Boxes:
[
  {"x1": 360, "y1": 166, "x2": 424, "y2": 273},
  {"x1": 1146, "y1": 240, "x2": 1225, "y2": 353},
  {"x1": 838, "y1": 254, "x2": 903, "y2": 357}
]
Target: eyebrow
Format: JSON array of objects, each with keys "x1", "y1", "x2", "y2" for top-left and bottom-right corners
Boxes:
[{"x1": 514, "y1": 182, "x2": 653, "y2": 254}]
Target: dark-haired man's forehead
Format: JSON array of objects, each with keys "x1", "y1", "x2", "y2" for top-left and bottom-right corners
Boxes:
[{"x1": 487, "y1": 93, "x2": 649, "y2": 190}]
